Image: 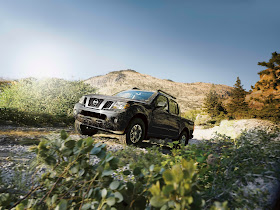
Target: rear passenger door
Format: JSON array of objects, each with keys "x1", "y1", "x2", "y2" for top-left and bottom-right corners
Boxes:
[
  {"x1": 149, "y1": 95, "x2": 170, "y2": 137},
  {"x1": 167, "y1": 99, "x2": 180, "y2": 138}
]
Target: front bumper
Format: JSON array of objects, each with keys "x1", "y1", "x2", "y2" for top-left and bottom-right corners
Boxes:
[{"x1": 74, "y1": 103, "x2": 131, "y2": 135}]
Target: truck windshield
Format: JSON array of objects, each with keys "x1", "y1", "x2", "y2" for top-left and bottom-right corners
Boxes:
[{"x1": 114, "y1": 90, "x2": 154, "y2": 101}]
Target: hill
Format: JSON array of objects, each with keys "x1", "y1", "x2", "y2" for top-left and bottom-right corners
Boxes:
[{"x1": 84, "y1": 70, "x2": 232, "y2": 112}]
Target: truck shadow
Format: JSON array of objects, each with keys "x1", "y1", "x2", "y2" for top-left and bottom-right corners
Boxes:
[
  {"x1": 94, "y1": 133, "x2": 173, "y2": 154},
  {"x1": 93, "y1": 133, "x2": 201, "y2": 155},
  {"x1": 139, "y1": 139, "x2": 173, "y2": 155}
]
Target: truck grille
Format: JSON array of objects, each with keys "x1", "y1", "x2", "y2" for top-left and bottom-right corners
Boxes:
[
  {"x1": 102, "y1": 101, "x2": 114, "y2": 109},
  {"x1": 88, "y1": 98, "x2": 104, "y2": 108}
]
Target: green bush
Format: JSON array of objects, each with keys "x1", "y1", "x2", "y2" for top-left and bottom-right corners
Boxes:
[
  {"x1": 0, "y1": 107, "x2": 74, "y2": 126},
  {"x1": 112, "y1": 129, "x2": 280, "y2": 209},
  {"x1": 113, "y1": 146, "x2": 167, "y2": 170},
  {"x1": 253, "y1": 95, "x2": 280, "y2": 122},
  {"x1": 0, "y1": 78, "x2": 96, "y2": 126},
  {"x1": 1, "y1": 129, "x2": 279, "y2": 209},
  {"x1": 194, "y1": 112, "x2": 227, "y2": 128},
  {"x1": 182, "y1": 109, "x2": 202, "y2": 122},
  {"x1": 195, "y1": 113, "x2": 212, "y2": 126},
  {"x1": 168, "y1": 130, "x2": 280, "y2": 209},
  {"x1": 149, "y1": 159, "x2": 203, "y2": 209},
  {"x1": 0, "y1": 131, "x2": 205, "y2": 209},
  {"x1": 0, "y1": 80, "x2": 11, "y2": 91},
  {"x1": 203, "y1": 89, "x2": 226, "y2": 118}
]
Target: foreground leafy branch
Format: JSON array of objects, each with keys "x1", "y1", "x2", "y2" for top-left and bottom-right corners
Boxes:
[
  {"x1": 2, "y1": 128, "x2": 279, "y2": 209},
  {"x1": 0, "y1": 131, "x2": 206, "y2": 210}
]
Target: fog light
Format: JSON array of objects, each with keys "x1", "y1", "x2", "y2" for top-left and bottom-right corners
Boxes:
[{"x1": 114, "y1": 118, "x2": 118, "y2": 123}]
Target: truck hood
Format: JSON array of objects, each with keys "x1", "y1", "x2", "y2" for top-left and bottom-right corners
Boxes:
[{"x1": 84, "y1": 94, "x2": 149, "y2": 104}]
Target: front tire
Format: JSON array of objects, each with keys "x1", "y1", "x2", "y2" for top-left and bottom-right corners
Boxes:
[
  {"x1": 75, "y1": 120, "x2": 98, "y2": 136},
  {"x1": 120, "y1": 118, "x2": 145, "y2": 145}
]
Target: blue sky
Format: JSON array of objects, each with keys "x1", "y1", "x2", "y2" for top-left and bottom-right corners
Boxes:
[{"x1": 0, "y1": 0, "x2": 279, "y2": 90}]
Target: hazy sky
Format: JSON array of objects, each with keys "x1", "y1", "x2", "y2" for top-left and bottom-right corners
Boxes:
[{"x1": 1, "y1": 0, "x2": 279, "y2": 90}]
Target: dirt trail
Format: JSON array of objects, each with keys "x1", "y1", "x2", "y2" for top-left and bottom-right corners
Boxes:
[{"x1": 0, "y1": 125, "x2": 204, "y2": 153}]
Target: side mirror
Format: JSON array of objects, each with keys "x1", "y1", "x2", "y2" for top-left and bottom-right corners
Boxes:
[{"x1": 156, "y1": 101, "x2": 167, "y2": 109}]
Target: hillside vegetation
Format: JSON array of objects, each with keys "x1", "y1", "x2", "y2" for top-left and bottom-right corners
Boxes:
[
  {"x1": 84, "y1": 70, "x2": 232, "y2": 112},
  {"x1": 0, "y1": 80, "x2": 11, "y2": 91}
]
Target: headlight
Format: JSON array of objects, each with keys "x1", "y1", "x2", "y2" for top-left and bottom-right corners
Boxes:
[
  {"x1": 112, "y1": 101, "x2": 130, "y2": 110},
  {"x1": 79, "y1": 96, "x2": 86, "y2": 104}
]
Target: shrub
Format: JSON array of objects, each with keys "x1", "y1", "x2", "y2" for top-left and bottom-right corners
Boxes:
[
  {"x1": 203, "y1": 89, "x2": 226, "y2": 118},
  {"x1": 113, "y1": 146, "x2": 166, "y2": 170},
  {"x1": 0, "y1": 78, "x2": 96, "y2": 126},
  {"x1": 0, "y1": 107, "x2": 74, "y2": 126},
  {"x1": 195, "y1": 113, "x2": 226, "y2": 128},
  {"x1": 168, "y1": 130, "x2": 280, "y2": 209},
  {"x1": 182, "y1": 109, "x2": 202, "y2": 122},
  {"x1": 195, "y1": 114, "x2": 211, "y2": 125},
  {"x1": 0, "y1": 81, "x2": 12, "y2": 91},
  {"x1": 0, "y1": 131, "x2": 205, "y2": 209},
  {"x1": 2, "y1": 128, "x2": 279, "y2": 209},
  {"x1": 111, "y1": 128, "x2": 280, "y2": 209},
  {"x1": 149, "y1": 160, "x2": 203, "y2": 209}
]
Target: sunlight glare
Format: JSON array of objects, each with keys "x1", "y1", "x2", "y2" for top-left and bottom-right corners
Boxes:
[{"x1": 15, "y1": 41, "x2": 70, "y2": 79}]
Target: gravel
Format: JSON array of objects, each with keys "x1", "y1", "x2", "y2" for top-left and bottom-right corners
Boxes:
[
  {"x1": 193, "y1": 119, "x2": 278, "y2": 140},
  {"x1": 0, "y1": 129, "x2": 138, "y2": 189}
]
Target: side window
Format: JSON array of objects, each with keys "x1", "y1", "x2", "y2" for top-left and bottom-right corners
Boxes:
[
  {"x1": 169, "y1": 99, "x2": 179, "y2": 115},
  {"x1": 155, "y1": 95, "x2": 168, "y2": 111}
]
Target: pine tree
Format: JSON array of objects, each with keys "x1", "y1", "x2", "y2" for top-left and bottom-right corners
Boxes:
[
  {"x1": 203, "y1": 88, "x2": 225, "y2": 117},
  {"x1": 258, "y1": 51, "x2": 280, "y2": 88},
  {"x1": 258, "y1": 51, "x2": 280, "y2": 70},
  {"x1": 226, "y1": 77, "x2": 248, "y2": 118}
]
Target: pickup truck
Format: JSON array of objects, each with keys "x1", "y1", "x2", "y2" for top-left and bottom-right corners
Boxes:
[{"x1": 73, "y1": 88, "x2": 194, "y2": 145}]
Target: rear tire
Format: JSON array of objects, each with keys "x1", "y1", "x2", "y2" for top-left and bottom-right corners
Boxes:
[
  {"x1": 75, "y1": 120, "x2": 98, "y2": 136},
  {"x1": 120, "y1": 118, "x2": 145, "y2": 145},
  {"x1": 175, "y1": 131, "x2": 189, "y2": 148}
]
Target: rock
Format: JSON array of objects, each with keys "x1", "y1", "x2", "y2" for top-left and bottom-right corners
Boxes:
[{"x1": 206, "y1": 154, "x2": 218, "y2": 166}]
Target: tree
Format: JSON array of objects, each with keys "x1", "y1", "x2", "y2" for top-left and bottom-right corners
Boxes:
[
  {"x1": 203, "y1": 87, "x2": 225, "y2": 118},
  {"x1": 258, "y1": 51, "x2": 280, "y2": 70},
  {"x1": 257, "y1": 52, "x2": 280, "y2": 89},
  {"x1": 256, "y1": 94, "x2": 280, "y2": 122},
  {"x1": 226, "y1": 77, "x2": 248, "y2": 118}
]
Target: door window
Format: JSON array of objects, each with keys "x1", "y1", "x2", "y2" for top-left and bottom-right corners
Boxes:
[
  {"x1": 169, "y1": 99, "x2": 179, "y2": 115},
  {"x1": 155, "y1": 95, "x2": 168, "y2": 112}
]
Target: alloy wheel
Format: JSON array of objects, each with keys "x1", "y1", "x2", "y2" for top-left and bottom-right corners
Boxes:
[{"x1": 130, "y1": 124, "x2": 142, "y2": 143}]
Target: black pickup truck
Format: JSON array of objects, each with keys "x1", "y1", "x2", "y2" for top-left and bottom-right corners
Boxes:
[{"x1": 73, "y1": 88, "x2": 194, "y2": 145}]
